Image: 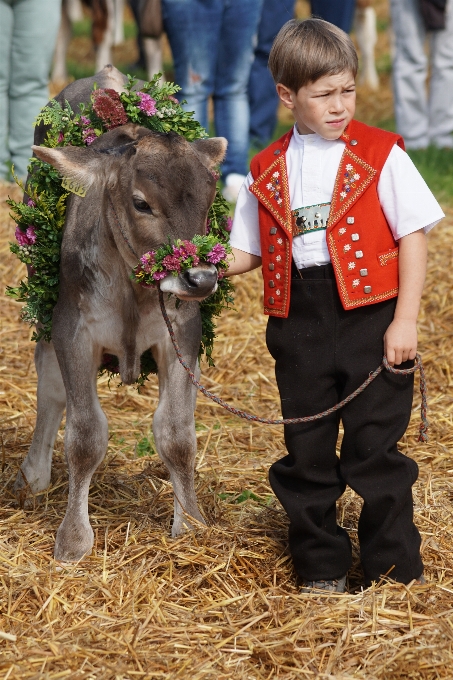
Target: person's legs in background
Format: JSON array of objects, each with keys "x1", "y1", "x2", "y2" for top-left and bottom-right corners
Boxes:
[
  {"x1": 249, "y1": 0, "x2": 294, "y2": 150},
  {"x1": 214, "y1": 0, "x2": 262, "y2": 199},
  {"x1": 6, "y1": 0, "x2": 61, "y2": 182},
  {"x1": 390, "y1": 0, "x2": 429, "y2": 149},
  {"x1": 310, "y1": 0, "x2": 356, "y2": 33},
  {"x1": 162, "y1": 0, "x2": 223, "y2": 132},
  {"x1": 0, "y1": 0, "x2": 13, "y2": 181},
  {"x1": 428, "y1": 0, "x2": 453, "y2": 148}
]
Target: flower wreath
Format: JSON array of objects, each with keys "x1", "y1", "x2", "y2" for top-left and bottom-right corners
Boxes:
[{"x1": 7, "y1": 74, "x2": 234, "y2": 386}]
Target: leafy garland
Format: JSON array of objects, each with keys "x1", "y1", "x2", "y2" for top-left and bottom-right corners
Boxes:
[{"x1": 6, "y1": 74, "x2": 234, "y2": 385}]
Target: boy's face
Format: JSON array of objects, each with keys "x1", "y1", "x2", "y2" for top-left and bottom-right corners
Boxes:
[{"x1": 277, "y1": 71, "x2": 356, "y2": 140}]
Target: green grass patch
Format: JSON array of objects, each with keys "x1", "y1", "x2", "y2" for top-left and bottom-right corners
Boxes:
[
  {"x1": 136, "y1": 434, "x2": 155, "y2": 457},
  {"x1": 407, "y1": 147, "x2": 453, "y2": 207}
]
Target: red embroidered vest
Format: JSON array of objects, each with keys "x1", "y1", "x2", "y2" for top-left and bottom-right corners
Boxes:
[{"x1": 249, "y1": 119, "x2": 405, "y2": 317}]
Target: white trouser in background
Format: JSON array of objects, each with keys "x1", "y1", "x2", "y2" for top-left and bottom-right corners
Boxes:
[{"x1": 390, "y1": 0, "x2": 453, "y2": 149}]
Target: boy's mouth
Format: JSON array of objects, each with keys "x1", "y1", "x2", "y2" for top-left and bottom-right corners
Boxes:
[{"x1": 326, "y1": 119, "x2": 346, "y2": 127}]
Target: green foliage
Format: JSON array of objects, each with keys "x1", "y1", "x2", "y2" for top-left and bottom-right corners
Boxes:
[
  {"x1": 407, "y1": 147, "x2": 453, "y2": 207},
  {"x1": 218, "y1": 489, "x2": 273, "y2": 505},
  {"x1": 136, "y1": 435, "x2": 155, "y2": 457},
  {"x1": 7, "y1": 74, "x2": 234, "y2": 385}
]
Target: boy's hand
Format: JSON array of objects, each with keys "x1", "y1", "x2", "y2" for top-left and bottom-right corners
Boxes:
[
  {"x1": 384, "y1": 229, "x2": 427, "y2": 366},
  {"x1": 384, "y1": 318, "x2": 418, "y2": 366}
]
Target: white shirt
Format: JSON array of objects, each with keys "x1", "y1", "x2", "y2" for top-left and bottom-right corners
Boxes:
[{"x1": 230, "y1": 125, "x2": 445, "y2": 269}]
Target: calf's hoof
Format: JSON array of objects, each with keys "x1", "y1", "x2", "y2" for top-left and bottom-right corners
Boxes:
[
  {"x1": 171, "y1": 509, "x2": 206, "y2": 537},
  {"x1": 13, "y1": 468, "x2": 48, "y2": 509},
  {"x1": 54, "y1": 518, "x2": 94, "y2": 563}
]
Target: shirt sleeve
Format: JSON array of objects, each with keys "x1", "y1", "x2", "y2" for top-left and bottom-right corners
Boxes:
[
  {"x1": 377, "y1": 144, "x2": 445, "y2": 240},
  {"x1": 229, "y1": 172, "x2": 262, "y2": 256}
]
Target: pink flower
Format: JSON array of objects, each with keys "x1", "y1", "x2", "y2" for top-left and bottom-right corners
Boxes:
[
  {"x1": 182, "y1": 240, "x2": 198, "y2": 256},
  {"x1": 206, "y1": 243, "x2": 226, "y2": 264},
  {"x1": 15, "y1": 225, "x2": 37, "y2": 246},
  {"x1": 162, "y1": 254, "x2": 182, "y2": 271},
  {"x1": 27, "y1": 199, "x2": 36, "y2": 208},
  {"x1": 167, "y1": 95, "x2": 179, "y2": 104},
  {"x1": 137, "y1": 92, "x2": 157, "y2": 116},
  {"x1": 224, "y1": 216, "x2": 232, "y2": 232},
  {"x1": 140, "y1": 251, "x2": 156, "y2": 273},
  {"x1": 80, "y1": 115, "x2": 91, "y2": 126},
  {"x1": 57, "y1": 131, "x2": 64, "y2": 144},
  {"x1": 83, "y1": 128, "x2": 97, "y2": 145},
  {"x1": 152, "y1": 271, "x2": 167, "y2": 281}
]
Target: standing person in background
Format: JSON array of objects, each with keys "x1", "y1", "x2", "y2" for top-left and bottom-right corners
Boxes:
[
  {"x1": 0, "y1": 0, "x2": 61, "y2": 182},
  {"x1": 161, "y1": 0, "x2": 263, "y2": 203},
  {"x1": 390, "y1": 0, "x2": 453, "y2": 149},
  {"x1": 310, "y1": 0, "x2": 356, "y2": 33},
  {"x1": 249, "y1": 0, "x2": 295, "y2": 151}
]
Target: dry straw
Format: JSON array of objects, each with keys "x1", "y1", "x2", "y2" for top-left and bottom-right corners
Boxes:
[{"x1": 1, "y1": 176, "x2": 453, "y2": 679}]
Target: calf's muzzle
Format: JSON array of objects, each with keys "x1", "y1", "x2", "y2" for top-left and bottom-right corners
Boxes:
[{"x1": 159, "y1": 264, "x2": 218, "y2": 300}]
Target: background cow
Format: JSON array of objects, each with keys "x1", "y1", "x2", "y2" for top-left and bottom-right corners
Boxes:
[
  {"x1": 14, "y1": 66, "x2": 227, "y2": 563},
  {"x1": 52, "y1": 0, "x2": 164, "y2": 84}
]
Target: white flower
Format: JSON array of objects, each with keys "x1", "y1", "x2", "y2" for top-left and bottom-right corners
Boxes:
[
  {"x1": 277, "y1": 198, "x2": 283, "y2": 205},
  {"x1": 266, "y1": 183, "x2": 273, "y2": 190},
  {"x1": 348, "y1": 262, "x2": 356, "y2": 270},
  {"x1": 339, "y1": 227, "x2": 346, "y2": 235},
  {"x1": 344, "y1": 244, "x2": 351, "y2": 252},
  {"x1": 275, "y1": 273, "x2": 281, "y2": 279},
  {"x1": 346, "y1": 164, "x2": 353, "y2": 171},
  {"x1": 353, "y1": 173, "x2": 360, "y2": 180},
  {"x1": 352, "y1": 279, "x2": 360, "y2": 287},
  {"x1": 276, "y1": 289, "x2": 281, "y2": 295},
  {"x1": 276, "y1": 255, "x2": 282, "y2": 262},
  {"x1": 340, "y1": 191, "x2": 347, "y2": 199},
  {"x1": 272, "y1": 171, "x2": 280, "y2": 178},
  {"x1": 277, "y1": 238, "x2": 283, "y2": 244}
]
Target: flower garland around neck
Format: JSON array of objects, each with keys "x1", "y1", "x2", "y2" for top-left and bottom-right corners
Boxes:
[{"x1": 6, "y1": 73, "x2": 234, "y2": 387}]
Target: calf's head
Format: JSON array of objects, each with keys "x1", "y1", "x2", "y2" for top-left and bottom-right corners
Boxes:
[{"x1": 32, "y1": 125, "x2": 227, "y2": 300}]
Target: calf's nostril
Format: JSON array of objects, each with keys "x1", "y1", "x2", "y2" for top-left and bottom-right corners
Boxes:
[{"x1": 182, "y1": 267, "x2": 217, "y2": 289}]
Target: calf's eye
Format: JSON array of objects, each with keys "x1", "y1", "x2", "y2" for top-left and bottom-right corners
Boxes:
[{"x1": 133, "y1": 197, "x2": 152, "y2": 214}]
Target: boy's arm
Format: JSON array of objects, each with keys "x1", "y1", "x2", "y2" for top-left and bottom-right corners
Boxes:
[
  {"x1": 384, "y1": 229, "x2": 427, "y2": 366},
  {"x1": 225, "y1": 247, "x2": 262, "y2": 277}
]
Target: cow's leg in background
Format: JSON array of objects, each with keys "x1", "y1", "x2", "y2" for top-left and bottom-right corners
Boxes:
[
  {"x1": 152, "y1": 301, "x2": 205, "y2": 536},
  {"x1": 51, "y1": 322, "x2": 108, "y2": 562},
  {"x1": 143, "y1": 36, "x2": 164, "y2": 81},
  {"x1": 355, "y1": 1, "x2": 379, "y2": 91},
  {"x1": 52, "y1": 0, "x2": 73, "y2": 83},
  {"x1": 13, "y1": 341, "x2": 67, "y2": 500}
]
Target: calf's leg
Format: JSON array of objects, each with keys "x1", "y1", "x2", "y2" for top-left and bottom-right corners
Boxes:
[
  {"x1": 152, "y1": 308, "x2": 204, "y2": 536},
  {"x1": 52, "y1": 328, "x2": 108, "y2": 562},
  {"x1": 14, "y1": 340, "x2": 66, "y2": 499}
]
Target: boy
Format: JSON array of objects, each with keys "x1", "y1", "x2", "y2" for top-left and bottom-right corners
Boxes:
[{"x1": 227, "y1": 18, "x2": 444, "y2": 592}]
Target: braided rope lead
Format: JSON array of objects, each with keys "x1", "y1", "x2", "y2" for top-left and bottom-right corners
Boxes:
[{"x1": 158, "y1": 290, "x2": 429, "y2": 442}]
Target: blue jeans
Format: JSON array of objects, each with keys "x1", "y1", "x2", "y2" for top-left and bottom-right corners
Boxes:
[
  {"x1": 162, "y1": 0, "x2": 263, "y2": 178},
  {"x1": 0, "y1": 0, "x2": 61, "y2": 181},
  {"x1": 310, "y1": 0, "x2": 356, "y2": 33},
  {"x1": 249, "y1": 0, "x2": 295, "y2": 147}
]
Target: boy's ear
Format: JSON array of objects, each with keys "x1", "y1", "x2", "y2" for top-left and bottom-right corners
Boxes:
[{"x1": 276, "y1": 83, "x2": 295, "y2": 110}]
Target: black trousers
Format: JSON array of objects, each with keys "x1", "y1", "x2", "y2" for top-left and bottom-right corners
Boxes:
[{"x1": 266, "y1": 265, "x2": 423, "y2": 586}]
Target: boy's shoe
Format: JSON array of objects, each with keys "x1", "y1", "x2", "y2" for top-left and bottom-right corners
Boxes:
[
  {"x1": 222, "y1": 173, "x2": 246, "y2": 203},
  {"x1": 300, "y1": 575, "x2": 347, "y2": 594}
]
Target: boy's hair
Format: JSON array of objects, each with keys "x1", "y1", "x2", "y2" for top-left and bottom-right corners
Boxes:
[{"x1": 269, "y1": 18, "x2": 358, "y2": 92}]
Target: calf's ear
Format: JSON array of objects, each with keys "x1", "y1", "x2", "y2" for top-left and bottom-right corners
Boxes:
[
  {"x1": 31, "y1": 145, "x2": 106, "y2": 194},
  {"x1": 192, "y1": 137, "x2": 227, "y2": 170}
]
